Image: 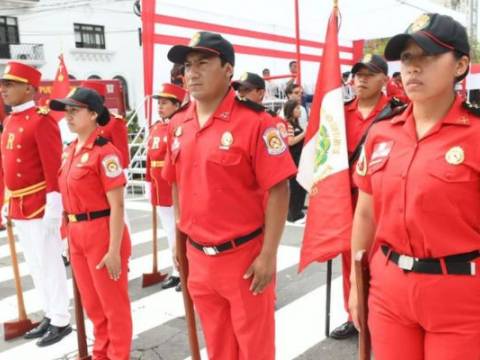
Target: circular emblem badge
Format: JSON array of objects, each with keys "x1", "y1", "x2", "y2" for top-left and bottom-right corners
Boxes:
[
  {"x1": 408, "y1": 14, "x2": 431, "y2": 33},
  {"x1": 189, "y1": 32, "x2": 201, "y2": 47},
  {"x1": 445, "y1": 146, "x2": 464, "y2": 165},
  {"x1": 221, "y1": 131, "x2": 234, "y2": 147},
  {"x1": 174, "y1": 126, "x2": 183, "y2": 137},
  {"x1": 362, "y1": 53, "x2": 372, "y2": 64},
  {"x1": 263, "y1": 127, "x2": 286, "y2": 156}
]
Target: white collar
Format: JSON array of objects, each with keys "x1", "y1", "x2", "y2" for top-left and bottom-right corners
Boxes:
[{"x1": 11, "y1": 100, "x2": 35, "y2": 113}]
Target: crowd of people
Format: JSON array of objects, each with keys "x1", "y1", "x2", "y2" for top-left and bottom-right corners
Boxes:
[{"x1": 0, "y1": 10, "x2": 479, "y2": 360}]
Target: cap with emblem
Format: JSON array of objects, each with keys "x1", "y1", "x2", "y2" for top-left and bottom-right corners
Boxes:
[
  {"x1": 168, "y1": 31, "x2": 235, "y2": 66},
  {"x1": 232, "y1": 72, "x2": 265, "y2": 90},
  {"x1": 385, "y1": 13, "x2": 470, "y2": 61},
  {"x1": 80, "y1": 80, "x2": 107, "y2": 98},
  {"x1": 0, "y1": 61, "x2": 41, "y2": 87},
  {"x1": 152, "y1": 83, "x2": 187, "y2": 103},
  {"x1": 49, "y1": 87, "x2": 110, "y2": 125},
  {"x1": 351, "y1": 54, "x2": 388, "y2": 75}
]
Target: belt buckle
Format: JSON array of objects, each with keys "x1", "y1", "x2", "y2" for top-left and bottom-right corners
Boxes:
[
  {"x1": 203, "y1": 246, "x2": 218, "y2": 256},
  {"x1": 398, "y1": 255, "x2": 414, "y2": 271},
  {"x1": 68, "y1": 214, "x2": 77, "y2": 223}
]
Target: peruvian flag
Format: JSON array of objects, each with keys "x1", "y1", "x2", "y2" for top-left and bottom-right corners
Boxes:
[
  {"x1": 297, "y1": 6, "x2": 353, "y2": 271},
  {"x1": 49, "y1": 54, "x2": 71, "y2": 122}
]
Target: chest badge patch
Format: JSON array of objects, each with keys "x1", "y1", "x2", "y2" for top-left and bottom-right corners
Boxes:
[
  {"x1": 263, "y1": 127, "x2": 287, "y2": 156},
  {"x1": 445, "y1": 146, "x2": 464, "y2": 165},
  {"x1": 220, "y1": 131, "x2": 234, "y2": 149},
  {"x1": 369, "y1": 141, "x2": 394, "y2": 167},
  {"x1": 174, "y1": 126, "x2": 183, "y2": 137},
  {"x1": 172, "y1": 137, "x2": 180, "y2": 151},
  {"x1": 81, "y1": 153, "x2": 89, "y2": 163},
  {"x1": 102, "y1": 155, "x2": 122, "y2": 178}
]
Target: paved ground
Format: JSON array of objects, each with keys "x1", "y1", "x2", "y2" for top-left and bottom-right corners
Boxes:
[{"x1": 0, "y1": 199, "x2": 357, "y2": 359}]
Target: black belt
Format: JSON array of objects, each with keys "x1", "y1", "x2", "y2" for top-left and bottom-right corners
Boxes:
[
  {"x1": 66, "y1": 209, "x2": 111, "y2": 223},
  {"x1": 381, "y1": 245, "x2": 479, "y2": 276},
  {"x1": 189, "y1": 227, "x2": 263, "y2": 256}
]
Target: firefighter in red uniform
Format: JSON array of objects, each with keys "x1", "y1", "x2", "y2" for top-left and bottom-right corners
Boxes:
[
  {"x1": 350, "y1": 14, "x2": 480, "y2": 359},
  {"x1": 146, "y1": 83, "x2": 187, "y2": 291},
  {"x1": 80, "y1": 80, "x2": 130, "y2": 171},
  {"x1": 0, "y1": 62, "x2": 71, "y2": 346},
  {"x1": 386, "y1": 72, "x2": 409, "y2": 103},
  {"x1": 332, "y1": 54, "x2": 391, "y2": 339},
  {"x1": 163, "y1": 32, "x2": 296, "y2": 359},
  {"x1": 50, "y1": 87, "x2": 132, "y2": 360},
  {"x1": 232, "y1": 71, "x2": 290, "y2": 141}
]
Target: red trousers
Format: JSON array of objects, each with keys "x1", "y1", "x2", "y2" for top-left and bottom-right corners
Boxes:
[
  {"x1": 187, "y1": 236, "x2": 275, "y2": 360},
  {"x1": 369, "y1": 248, "x2": 480, "y2": 360},
  {"x1": 68, "y1": 218, "x2": 132, "y2": 360}
]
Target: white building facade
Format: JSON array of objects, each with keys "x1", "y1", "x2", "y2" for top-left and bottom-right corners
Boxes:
[{"x1": 0, "y1": 0, "x2": 144, "y2": 113}]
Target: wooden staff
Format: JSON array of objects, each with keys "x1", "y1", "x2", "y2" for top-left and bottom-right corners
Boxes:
[
  {"x1": 354, "y1": 250, "x2": 371, "y2": 360},
  {"x1": 176, "y1": 228, "x2": 200, "y2": 360},
  {"x1": 4, "y1": 219, "x2": 38, "y2": 340},
  {"x1": 71, "y1": 272, "x2": 92, "y2": 360},
  {"x1": 142, "y1": 205, "x2": 167, "y2": 287}
]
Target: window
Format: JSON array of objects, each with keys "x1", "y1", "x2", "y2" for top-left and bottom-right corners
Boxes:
[
  {"x1": 74, "y1": 23, "x2": 105, "y2": 49},
  {"x1": 0, "y1": 16, "x2": 19, "y2": 44}
]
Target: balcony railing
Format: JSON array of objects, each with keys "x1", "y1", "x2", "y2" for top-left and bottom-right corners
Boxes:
[{"x1": 0, "y1": 43, "x2": 44, "y2": 61}]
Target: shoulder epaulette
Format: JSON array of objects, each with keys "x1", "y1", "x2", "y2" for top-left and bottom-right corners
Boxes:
[
  {"x1": 94, "y1": 136, "x2": 109, "y2": 146},
  {"x1": 235, "y1": 96, "x2": 264, "y2": 112},
  {"x1": 36, "y1": 107, "x2": 50, "y2": 116},
  {"x1": 344, "y1": 97, "x2": 356, "y2": 106},
  {"x1": 462, "y1": 101, "x2": 480, "y2": 117}
]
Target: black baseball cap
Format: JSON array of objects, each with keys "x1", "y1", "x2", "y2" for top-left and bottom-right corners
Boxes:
[
  {"x1": 232, "y1": 72, "x2": 265, "y2": 90},
  {"x1": 385, "y1": 13, "x2": 470, "y2": 61},
  {"x1": 352, "y1": 54, "x2": 388, "y2": 75},
  {"x1": 168, "y1": 31, "x2": 235, "y2": 66},
  {"x1": 49, "y1": 87, "x2": 110, "y2": 126}
]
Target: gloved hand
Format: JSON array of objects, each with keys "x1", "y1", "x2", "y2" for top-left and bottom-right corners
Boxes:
[
  {"x1": 43, "y1": 192, "x2": 63, "y2": 230},
  {"x1": 144, "y1": 181, "x2": 151, "y2": 201}
]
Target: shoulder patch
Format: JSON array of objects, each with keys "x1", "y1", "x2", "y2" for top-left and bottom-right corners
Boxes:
[
  {"x1": 94, "y1": 136, "x2": 110, "y2": 146},
  {"x1": 102, "y1": 154, "x2": 123, "y2": 178},
  {"x1": 462, "y1": 101, "x2": 480, "y2": 117},
  {"x1": 235, "y1": 96, "x2": 265, "y2": 112},
  {"x1": 36, "y1": 107, "x2": 50, "y2": 115}
]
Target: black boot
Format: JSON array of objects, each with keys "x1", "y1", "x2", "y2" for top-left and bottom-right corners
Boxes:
[
  {"x1": 24, "y1": 317, "x2": 50, "y2": 339},
  {"x1": 329, "y1": 321, "x2": 358, "y2": 340},
  {"x1": 36, "y1": 324, "x2": 72, "y2": 347},
  {"x1": 161, "y1": 276, "x2": 180, "y2": 289}
]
